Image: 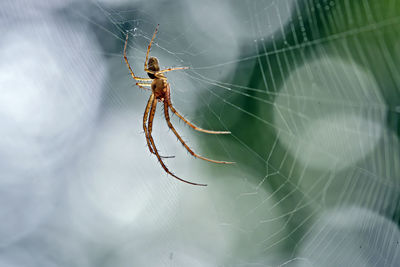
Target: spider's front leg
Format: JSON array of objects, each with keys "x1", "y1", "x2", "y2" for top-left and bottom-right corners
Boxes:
[
  {"x1": 144, "y1": 24, "x2": 159, "y2": 72},
  {"x1": 143, "y1": 24, "x2": 189, "y2": 77},
  {"x1": 144, "y1": 67, "x2": 190, "y2": 77},
  {"x1": 158, "y1": 67, "x2": 189, "y2": 74},
  {"x1": 124, "y1": 33, "x2": 153, "y2": 82}
]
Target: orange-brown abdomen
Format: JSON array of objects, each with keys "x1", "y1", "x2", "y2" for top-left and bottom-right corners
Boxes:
[{"x1": 151, "y1": 78, "x2": 168, "y2": 101}]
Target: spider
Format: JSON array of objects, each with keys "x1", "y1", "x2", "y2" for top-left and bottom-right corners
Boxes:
[{"x1": 123, "y1": 24, "x2": 233, "y2": 186}]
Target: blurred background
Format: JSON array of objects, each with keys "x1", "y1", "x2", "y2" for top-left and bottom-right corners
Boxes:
[{"x1": 0, "y1": 0, "x2": 399, "y2": 266}]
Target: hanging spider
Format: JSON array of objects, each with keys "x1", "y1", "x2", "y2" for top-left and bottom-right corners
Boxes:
[{"x1": 123, "y1": 24, "x2": 233, "y2": 186}]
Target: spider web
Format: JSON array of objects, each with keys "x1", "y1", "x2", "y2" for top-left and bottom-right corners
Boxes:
[
  {"x1": 79, "y1": 0, "x2": 400, "y2": 265},
  {"x1": 1, "y1": 0, "x2": 399, "y2": 266},
  {"x1": 75, "y1": 0, "x2": 400, "y2": 265}
]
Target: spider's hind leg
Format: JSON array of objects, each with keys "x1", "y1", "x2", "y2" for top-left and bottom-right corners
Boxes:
[
  {"x1": 167, "y1": 103, "x2": 231, "y2": 135},
  {"x1": 143, "y1": 94, "x2": 156, "y2": 155},
  {"x1": 163, "y1": 101, "x2": 234, "y2": 164},
  {"x1": 143, "y1": 94, "x2": 175, "y2": 159},
  {"x1": 147, "y1": 97, "x2": 205, "y2": 186},
  {"x1": 164, "y1": 83, "x2": 230, "y2": 135}
]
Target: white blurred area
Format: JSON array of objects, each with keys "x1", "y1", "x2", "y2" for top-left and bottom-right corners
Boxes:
[
  {"x1": 0, "y1": 14, "x2": 104, "y2": 251},
  {"x1": 273, "y1": 57, "x2": 386, "y2": 171},
  {"x1": 67, "y1": 111, "x2": 182, "y2": 239},
  {"x1": 0, "y1": 0, "x2": 77, "y2": 19},
  {"x1": 0, "y1": 0, "x2": 104, "y2": 263},
  {"x1": 297, "y1": 207, "x2": 400, "y2": 267},
  {"x1": 181, "y1": 0, "x2": 295, "y2": 78}
]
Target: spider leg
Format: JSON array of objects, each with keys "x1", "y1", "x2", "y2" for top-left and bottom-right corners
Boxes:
[
  {"x1": 143, "y1": 94, "x2": 156, "y2": 156},
  {"x1": 137, "y1": 83, "x2": 151, "y2": 87},
  {"x1": 124, "y1": 33, "x2": 152, "y2": 82},
  {"x1": 136, "y1": 83, "x2": 151, "y2": 91},
  {"x1": 144, "y1": 68, "x2": 189, "y2": 81},
  {"x1": 165, "y1": 85, "x2": 230, "y2": 134},
  {"x1": 168, "y1": 103, "x2": 231, "y2": 134},
  {"x1": 163, "y1": 101, "x2": 234, "y2": 164},
  {"x1": 144, "y1": 94, "x2": 174, "y2": 159},
  {"x1": 158, "y1": 67, "x2": 189, "y2": 74},
  {"x1": 142, "y1": 25, "x2": 188, "y2": 76},
  {"x1": 147, "y1": 97, "x2": 206, "y2": 186},
  {"x1": 144, "y1": 24, "x2": 159, "y2": 72}
]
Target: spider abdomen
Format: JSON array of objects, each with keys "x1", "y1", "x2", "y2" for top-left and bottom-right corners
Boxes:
[{"x1": 152, "y1": 78, "x2": 168, "y2": 101}]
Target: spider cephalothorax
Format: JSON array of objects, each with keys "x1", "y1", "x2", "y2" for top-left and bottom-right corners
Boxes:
[
  {"x1": 147, "y1": 57, "x2": 160, "y2": 79},
  {"x1": 123, "y1": 24, "x2": 233, "y2": 186}
]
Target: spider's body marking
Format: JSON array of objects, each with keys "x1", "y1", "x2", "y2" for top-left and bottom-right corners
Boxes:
[
  {"x1": 151, "y1": 77, "x2": 168, "y2": 102},
  {"x1": 124, "y1": 25, "x2": 234, "y2": 186}
]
